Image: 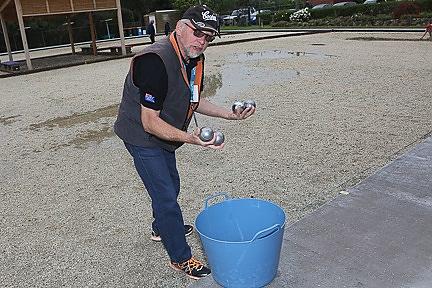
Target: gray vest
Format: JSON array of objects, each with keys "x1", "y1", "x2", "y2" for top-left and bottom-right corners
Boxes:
[{"x1": 114, "y1": 37, "x2": 201, "y2": 151}]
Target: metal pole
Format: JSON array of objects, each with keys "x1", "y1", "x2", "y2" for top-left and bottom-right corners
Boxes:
[
  {"x1": 41, "y1": 30, "x2": 46, "y2": 47},
  {"x1": 67, "y1": 17, "x2": 75, "y2": 54},
  {"x1": 105, "y1": 21, "x2": 110, "y2": 39}
]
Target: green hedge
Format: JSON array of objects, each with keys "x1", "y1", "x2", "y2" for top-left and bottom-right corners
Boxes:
[
  {"x1": 417, "y1": 0, "x2": 432, "y2": 11},
  {"x1": 309, "y1": 0, "x2": 432, "y2": 20},
  {"x1": 310, "y1": 2, "x2": 399, "y2": 19},
  {"x1": 256, "y1": 12, "x2": 273, "y2": 25}
]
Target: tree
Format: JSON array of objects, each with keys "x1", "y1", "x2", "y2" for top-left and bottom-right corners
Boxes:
[
  {"x1": 172, "y1": 0, "x2": 199, "y2": 12},
  {"x1": 171, "y1": 0, "x2": 239, "y2": 14},
  {"x1": 121, "y1": 0, "x2": 172, "y2": 22}
]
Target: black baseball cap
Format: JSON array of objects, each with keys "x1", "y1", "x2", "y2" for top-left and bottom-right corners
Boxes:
[{"x1": 182, "y1": 5, "x2": 220, "y2": 36}]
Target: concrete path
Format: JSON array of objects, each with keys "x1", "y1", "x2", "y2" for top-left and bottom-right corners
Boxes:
[{"x1": 190, "y1": 135, "x2": 432, "y2": 287}]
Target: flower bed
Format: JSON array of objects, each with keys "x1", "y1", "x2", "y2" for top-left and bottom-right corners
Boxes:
[
  {"x1": 272, "y1": 14, "x2": 432, "y2": 27},
  {"x1": 262, "y1": 0, "x2": 432, "y2": 28}
]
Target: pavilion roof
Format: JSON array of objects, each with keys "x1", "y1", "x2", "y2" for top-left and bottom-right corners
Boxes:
[{"x1": 1, "y1": 0, "x2": 117, "y2": 20}]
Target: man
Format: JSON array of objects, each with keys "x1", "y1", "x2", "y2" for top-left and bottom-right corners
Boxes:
[
  {"x1": 146, "y1": 19, "x2": 156, "y2": 43},
  {"x1": 114, "y1": 5, "x2": 255, "y2": 280},
  {"x1": 420, "y1": 20, "x2": 432, "y2": 40},
  {"x1": 164, "y1": 21, "x2": 171, "y2": 36}
]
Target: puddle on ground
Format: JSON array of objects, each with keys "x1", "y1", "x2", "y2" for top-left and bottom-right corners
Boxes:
[
  {"x1": 201, "y1": 73, "x2": 222, "y2": 98},
  {"x1": 204, "y1": 50, "x2": 337, "y2": 104},
  {"x1": 207, "y1": 50, "x2": 309, "y2": 104},
  {"x1": 62, "y1": 126, "x2": 114, "y2": 150},
  {"x1": 29, "y1": 105, "x2": 118, "y2": 151},
  {"x1": 47, "y1": 126, "x2": 114, "y2": 151},
  {"x1": 201, "y1": 73, "x2": 223, "y2": 99},
  {"x1": 347, "y1": 37, "x2": 422, "y2": 42},
  {"x1": 0, "y1": 115, "x2": 21, "y2": 125},
  {"x1": 30, "y1": 104, "x2": 118, "y2": 130},
  {"x1": 233, "y1": 50, "x2": 338, "y2": 62}
]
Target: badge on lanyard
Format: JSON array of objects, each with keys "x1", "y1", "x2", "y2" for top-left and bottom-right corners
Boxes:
[
  {"x1": 189, "y1": 66, "x2": 199, "y2": 103},
  {"x1": 191, "y1": 85, "x2": 199, "y2": 103}
]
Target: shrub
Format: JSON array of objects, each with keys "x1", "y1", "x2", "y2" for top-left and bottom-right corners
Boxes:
[
  {"x1": 393, "y1": 2, "x2": 421, "y2": 18},
  {"x1": 310, "y1": 8, "x2": 335, "y2": 19},
  {"x1": 310, "y1": 1, "x2": 399, "y2": 19},
  {"x1": 421, "y1": 11, "x2": 432, "y2": 19},
  {"x1": 272, "y1": 21, "x2": 290, "y2": 27},
  {"x1": 257, "y1": 12, "x2": 273, "y2": 25},
  {"x1": 333, "y1": 5, "x2": 362, "y2": 17},
  {"x1": 273, "y1": 9, "x2": 294, "y2": 22},
  {"x1": 416, "y1": 0, "x2": 432, "y2": 12},
  {"x1": 358, "y1": 2, "x2": 399, "y2": 16}
]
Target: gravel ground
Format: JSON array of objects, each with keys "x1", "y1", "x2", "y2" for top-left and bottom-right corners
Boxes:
[{"x1": 1, "y1": 31, "x2": 431, "y2": 288}]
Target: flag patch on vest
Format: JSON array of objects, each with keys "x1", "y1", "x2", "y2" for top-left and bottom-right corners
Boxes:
[{"x1": 144, "y1": 93, "x2": 155, "y2": 103}]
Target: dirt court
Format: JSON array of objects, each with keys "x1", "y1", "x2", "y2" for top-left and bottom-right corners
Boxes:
[{"x1": 1, "y1": 31, "x2": 431, "y2": 287}]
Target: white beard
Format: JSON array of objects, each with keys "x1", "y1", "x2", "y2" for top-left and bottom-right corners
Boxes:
[{"x1": 185, "y1": 47, "x2": 204, "y2": 59}]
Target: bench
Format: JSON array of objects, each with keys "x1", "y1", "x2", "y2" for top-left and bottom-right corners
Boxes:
[
  {"x1": 80, "y1": 46, "x2": 94, "y2": 54},
  {"x1": 108, "y1": 45, "x2": 132, "y2": 55},
  {"x1": 80, "y1": 45, "x2": 132, "y2": 55},
  {"x1": 0, "y1": 61, "x2": 20, "y2": 72}
]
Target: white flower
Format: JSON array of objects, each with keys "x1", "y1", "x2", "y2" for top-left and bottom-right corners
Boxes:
[{"x1": 289, "y1": 8, "x2": 311, "y2": 22}]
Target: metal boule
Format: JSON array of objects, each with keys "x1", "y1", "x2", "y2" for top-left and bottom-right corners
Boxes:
[
  {"x1": 243, "y1": 99, "x2": 256, "y2": 109},
  {"x1": 214, "y1": 131, "x2": 225, "y2": 146},
  {"x1": 199, "y1": 127, "x2": 214, "y2": 142},
  {"x1": 232, "y1": 101, "x2": 245, "y2": 113}
]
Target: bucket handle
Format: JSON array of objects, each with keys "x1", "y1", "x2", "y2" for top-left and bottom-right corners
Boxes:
[
  {"x1": 204, "y1": 192, "x2": 230, "y2": 209},
  {"x1": 249, "y1": 224, "x2": 281, "y2": 243}
]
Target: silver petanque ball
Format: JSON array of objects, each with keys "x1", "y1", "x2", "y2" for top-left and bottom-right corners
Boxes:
[
  {"x1": 214, "y1": 131, "x2": 225, "y2": 146},
  {"x1": 243, "y1": 99, "x2": 256, "y2": 109},
  {"x1": 199, "y1": 127, "x2": 214, "y2": 142},
  {"x1": 232, "y1": 101, "x2": 245, "y2": 113}
]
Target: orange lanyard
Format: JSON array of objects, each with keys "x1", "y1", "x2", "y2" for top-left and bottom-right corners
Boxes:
[{"x1": 169, "y1": 33, "x2": 203, "y2": 120}]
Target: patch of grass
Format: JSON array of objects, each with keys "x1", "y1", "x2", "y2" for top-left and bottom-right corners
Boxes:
[{"x1": 221, "y1": 25, "x2": 273, "y2": 31}]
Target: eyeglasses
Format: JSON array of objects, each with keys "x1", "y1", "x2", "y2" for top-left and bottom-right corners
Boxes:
[{"x1": 185, "y1": 23, "x2": 216, "y2": 43}]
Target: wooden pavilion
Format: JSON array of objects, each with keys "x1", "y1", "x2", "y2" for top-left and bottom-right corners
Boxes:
[{"x1": 0, "y1": 0, "x2": 126, "y2": 70}]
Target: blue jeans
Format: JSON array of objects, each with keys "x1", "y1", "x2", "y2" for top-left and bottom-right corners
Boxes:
[{"x1": 124, "y1": 142, "x2": 192, "y2": 263}]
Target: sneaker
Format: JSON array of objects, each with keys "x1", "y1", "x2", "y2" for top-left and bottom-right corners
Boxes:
[
  {"x1": 170, "y1": 256, "x2": 211, "y2": 279},
  {"x1": 150, "y1": 224, "x2": 194, "y2": 242}
]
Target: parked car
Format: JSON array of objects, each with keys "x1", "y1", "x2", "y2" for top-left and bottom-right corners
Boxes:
[
  {"x1": 240, "y1": 7, "x2": 259, "y2": 25},
  {"x1": 363, "y1": 0, "x2": 386, "y2": 4},
  {"x1": 223, "y1": 7, "x2": 258, "y2": 26},
  {"x1": 222, "y1": 15, "x2": 237, "y2": 26},
  {"x1": 311, "y1": 3, "x2": 333, "y2": 9},
  {"x1": 333, "y1": 1, "x2": 357, "y2": 7},
  {"x1": 257, "y1": 9, "x2": 272, "y2": 14}
]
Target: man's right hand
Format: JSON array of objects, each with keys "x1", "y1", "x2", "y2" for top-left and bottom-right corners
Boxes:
[
  {"x1": 191, "y1": 128, "x2": 225, "y2": 150},
  {"x1": 141, "y1": 106, "x2": 224, "y2": 149}
]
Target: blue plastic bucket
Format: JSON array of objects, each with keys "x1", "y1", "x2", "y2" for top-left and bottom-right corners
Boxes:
[{"x1": 195, "y1": 193, "x2": 286, "y2": 288}]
